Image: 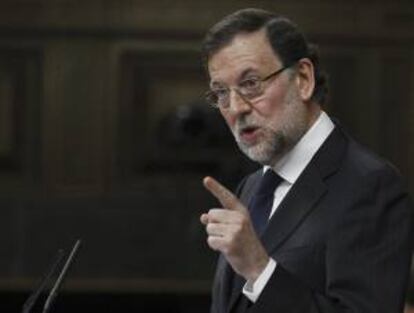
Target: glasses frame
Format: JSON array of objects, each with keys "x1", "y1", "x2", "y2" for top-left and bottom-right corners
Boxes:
[{"x1": 205, "y1": 63, "x2": 294, "y2": 109}]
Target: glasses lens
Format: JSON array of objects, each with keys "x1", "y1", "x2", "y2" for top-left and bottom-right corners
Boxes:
[
  {"x1": 239, "y1": 79, "x2": 261, "y2": 99},
  {"x1": 205, "y1": 91, "x2": 219, "y2": 107}
]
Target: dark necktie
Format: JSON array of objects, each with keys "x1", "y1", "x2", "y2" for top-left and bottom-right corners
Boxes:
[{"x1": 249, "y1": 170, "x2": 283, "y2": 235}]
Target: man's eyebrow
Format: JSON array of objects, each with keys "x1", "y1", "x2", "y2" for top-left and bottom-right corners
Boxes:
[
  {"x1": 209, "y1": 80, "x2": 225, "y2": 89},
  {"x1": 209, "y1": 67, "x2": 259, "y2": 88},
  {"x1": 239, "y1": 68, "x2": 258, "y2": 80}
]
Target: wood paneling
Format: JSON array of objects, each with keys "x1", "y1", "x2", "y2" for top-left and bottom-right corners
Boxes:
[
  {"x1": 0, "y1": 49, "x2": 42, "y2": 190},
  {"x1": 380, "y1": 53, "x2": 412, "y2": 176}
]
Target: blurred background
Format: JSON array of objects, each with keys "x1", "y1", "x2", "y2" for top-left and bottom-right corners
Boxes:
[{"x1": 0, "y1": 0, "x2": 413, "y2": 312}]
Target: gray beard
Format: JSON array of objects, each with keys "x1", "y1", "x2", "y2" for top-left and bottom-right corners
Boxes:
[
  {"x1": 235, "y1": 128, "x2": 290, "y2": 166},
  {"x1": 233, "y1": 88, "x2": 309, "y2": 166}
]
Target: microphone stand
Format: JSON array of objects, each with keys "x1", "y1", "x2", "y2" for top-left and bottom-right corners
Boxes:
[{"x1": 42, "y1": 239, "x2": 82, "y2": 313}]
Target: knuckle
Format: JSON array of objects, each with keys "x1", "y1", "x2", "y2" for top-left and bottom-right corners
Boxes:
[
  {"x1": 217, "y1": 236, "x2": 227, "y2": 251},
  {"x1": 207, "y1": 236, "x2": 216, "y2": 248},
  {"x1": 206, "y1": 223, "x2": 214, "y2": 234},
  {"x1": 208, "y1": 208, "x2": 222, "y2": 218}
]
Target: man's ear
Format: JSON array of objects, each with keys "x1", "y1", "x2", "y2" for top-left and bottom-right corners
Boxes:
[{"x1": 295, "y1": 58, "x2": 315, "y2": 102}]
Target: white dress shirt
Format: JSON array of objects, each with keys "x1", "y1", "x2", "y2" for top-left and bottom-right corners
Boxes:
[{"x1": 243, "y1": 111, "x2": 335, "y2": 302}]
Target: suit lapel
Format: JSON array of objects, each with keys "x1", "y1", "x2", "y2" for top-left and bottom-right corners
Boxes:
[
  {"x1": 262, "y1": 164, "x2": 326, "y2": 253},
  {"x1": 262, "y1": 127, "x2": 347, "y2": 253}
]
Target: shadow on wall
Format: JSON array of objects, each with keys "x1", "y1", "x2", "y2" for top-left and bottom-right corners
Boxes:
[{"x1": 152, "y1": 100, "x2": 257, "y2": 188}]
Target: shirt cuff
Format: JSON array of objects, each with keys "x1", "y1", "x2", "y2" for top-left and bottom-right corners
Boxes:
[{"x1": 242, "y1": 258, "x2": 277, "y2": 303}]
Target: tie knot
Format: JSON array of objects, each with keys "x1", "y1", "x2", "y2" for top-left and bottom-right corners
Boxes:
[{"x1": 256, "y1": 170, "x2": 283, "y2": 196}]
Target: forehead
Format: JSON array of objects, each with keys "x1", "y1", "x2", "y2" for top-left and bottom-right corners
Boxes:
[{"x1": 208, "y1": 29, "x2": 281, "y2": 83}]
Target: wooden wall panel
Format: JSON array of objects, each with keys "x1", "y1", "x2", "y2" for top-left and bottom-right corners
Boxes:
[
  {"x1": 380, "y1": 53, "x2": 412, "y2": 178},
  {"x1": 42, "y1": 43, "x2": 108, "y2": 193},
  {"x1": 0, "y1": 63, "x2": 17, "y2": 167},
  {"x1": 0, "y1": 49, "x2": 42, "y2": 192}
]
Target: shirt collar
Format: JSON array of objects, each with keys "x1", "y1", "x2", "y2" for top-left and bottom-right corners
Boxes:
[{"x1": 264, "y1": 111, "x2": 335, "y2": 184}]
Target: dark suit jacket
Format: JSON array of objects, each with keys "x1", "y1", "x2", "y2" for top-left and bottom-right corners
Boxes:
[{"x1": 210, "y1": 126, "x2": 413, "y2": 313}]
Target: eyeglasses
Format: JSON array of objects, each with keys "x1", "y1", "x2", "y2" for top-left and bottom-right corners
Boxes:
[{"x1": 205, "y1": 64, "x2": 293, "y2": 109}]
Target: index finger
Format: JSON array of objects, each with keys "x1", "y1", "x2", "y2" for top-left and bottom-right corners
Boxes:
[{"x1": 203, "y1": 176, "x2": 242, "y2": 210}]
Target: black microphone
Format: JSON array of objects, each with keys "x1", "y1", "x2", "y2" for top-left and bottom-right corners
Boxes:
[
  {"x1": 21, "y1": 250, "x2": 65, "y2": 313},
  {"x1": 42, "y1": 239, "x2": 82, "y2": 313},
  {"x1": 20, "y1": 239, "x2": 82, "y2": 313}
]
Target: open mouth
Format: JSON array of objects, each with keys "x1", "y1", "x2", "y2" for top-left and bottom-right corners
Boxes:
[
  {"x1": 239, "y1": 126, "x2": 260, "y2": 142},
  {"x1": 241, "y1": 126, "x2": 257, "y2": 135}
]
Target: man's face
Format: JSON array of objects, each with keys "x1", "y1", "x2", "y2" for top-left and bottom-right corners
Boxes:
[{"x1": 208, "y1": 29, "x2": 312, "y2": 166}]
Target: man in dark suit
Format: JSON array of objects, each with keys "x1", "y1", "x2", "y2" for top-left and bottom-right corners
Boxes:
[{"x1": 199, "y1": 8, "x2": 413, "y2": 313}]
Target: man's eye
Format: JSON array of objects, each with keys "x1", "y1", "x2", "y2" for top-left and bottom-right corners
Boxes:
[
  {"x1": 213, "y1": 89, "x2": 229, "y2": 98},
  {"x1": 240, "y1": 79, "x2": 260, "y2": 90}
]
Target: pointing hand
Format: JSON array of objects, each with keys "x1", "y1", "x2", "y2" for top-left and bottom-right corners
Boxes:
[{"x1": 200, "y1": 176, "x2": 269, "y2": 282}]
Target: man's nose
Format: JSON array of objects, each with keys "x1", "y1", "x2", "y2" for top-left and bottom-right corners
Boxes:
[{"x1": 228, "y1": 89, "x2": 251, "y2": 115}]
